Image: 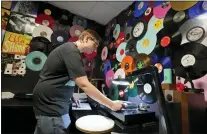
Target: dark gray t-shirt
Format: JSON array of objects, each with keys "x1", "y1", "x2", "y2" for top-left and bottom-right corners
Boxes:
[{"x1": 33, "y1": 42, "x2": 86, "y2": 116}]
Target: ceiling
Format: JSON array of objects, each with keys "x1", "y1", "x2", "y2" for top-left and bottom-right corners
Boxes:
[{"x1": 48, "y1": 1, "x2": 133, "y2": 25}]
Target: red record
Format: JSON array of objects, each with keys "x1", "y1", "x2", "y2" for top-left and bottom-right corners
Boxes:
[
  {"x1": 84, "y1": 50, "x2": 97, "y2": 59},
  {"x1": 35, "y1": 14, "x2": 55, "y2": 29},
  {"x1": 115, "y1": 32, "x2": 125, "y2": 48},
  {"x1": 69, "y1": 25, "x2": 84, "y2": 37},
  {"x1": 121, "y1": 56, "x2": 135, "y2": 74},
  {"x1": 68, "y1": 36, "x2": 78, "y2": 42},
  {"x1": 142, "y1": 6, "x2": 153, "y2": 22}
]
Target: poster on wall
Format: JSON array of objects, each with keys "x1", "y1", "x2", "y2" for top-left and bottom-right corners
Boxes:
[
  {"x1": 1, "y1": 1, "x2": 12, "y2": 10},
  {"x1": 7, "y1": 13, "x2": 39, "y2": 36},
  {"x1": 11, "y1": 1, "x2": 39, "y2": 17},
  {"x1": 2, "y1": 31, "x2": 32, "y2": 55},
  {"x1": 1, "y1": 8, "x2": 11, "y2": 30}
]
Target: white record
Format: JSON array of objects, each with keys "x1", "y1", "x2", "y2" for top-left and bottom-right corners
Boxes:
[
  {"x1": 32, "y1": 25, "x2": 53, "y2": 41},
  {"x1": 114, "y1": 68, "x2": 126, "y2": 79},
  {"x1": 101, "y1": 46, "x2": 108, "y2": 61}
]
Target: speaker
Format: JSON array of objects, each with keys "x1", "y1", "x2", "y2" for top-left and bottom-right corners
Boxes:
[
  {"x1": 165, "y1": 90, "x2": 174, "y2": 102},
  {"x1": 164, "y1": 90, "x2": 182, "y2": 103}
]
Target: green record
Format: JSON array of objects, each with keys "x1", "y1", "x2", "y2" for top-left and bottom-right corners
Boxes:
[{"x1": 109, "y1": 83, "x2": 119, "y2": 100}]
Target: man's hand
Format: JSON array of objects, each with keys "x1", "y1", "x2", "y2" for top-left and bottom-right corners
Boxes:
[
  {"x1": 72, "y1": 96, "x2": 81, "y2": 107},
  {"x1": 110, "y1": 100, "x2": 123, "y2": 111}
]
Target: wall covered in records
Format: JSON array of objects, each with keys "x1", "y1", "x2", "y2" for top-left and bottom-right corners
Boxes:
[
  {"x1": 1, "y1": 1, "x2": 104, "y2": 93},
  {"x1": 101, "y1": 1, "x2": 207, "y2": 110}
]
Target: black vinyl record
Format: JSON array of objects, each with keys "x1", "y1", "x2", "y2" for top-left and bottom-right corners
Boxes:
[
  {"x1": 30, "y1": 37, "x2": 53, "y2": 56},
  {"x1": 131, "y1": 20, "x2": 148, "y2": 40},
  {"x1": 59, "y1": 9, "x2": 73, "y2": 26},
  {"x1": 172, "y1": 42, "x2": 207, "y2": 79},
  {"x1": 52, "y1": 21, "x2": 70, "y2": 33},
  {"x1": 137, "y1": 73, "x2": 157, "y2": 104},
  {"x1": 164, "y1": 9, "x2": 189, "y2": 34},
  {"x1": 51, "y1": 30, "x2": 70, "y2": 46},
  {"x1": 125, "y1": 38, "x2": 139, "y2": 58}
]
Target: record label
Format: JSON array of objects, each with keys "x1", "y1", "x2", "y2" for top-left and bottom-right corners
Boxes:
[
  {"x1": 173, "y1": 11, "x2": 186, "y2": 23},
  {"x1": 51, "y1": 30, "x2": 69, "y2": 45},
  {"x1": 32, "y1": 25, "x2": 53, "y2": 41},
  {"x1": 186, "y1": 26, "x2": 205, "y2": 42},
  {"x1": 132, "y1": 20, "x2": 147, "y2": 40},
  {"x1": 148, "y1": 16, "x2": 164, "y2": 33},
  {"x1": 160, "y1": 36, "x2": 171, "y2": 47},
  {"x1": 121, "y1": 56, "x2": 135, "y2": 73},
  {"x1": 69, "y1": 25, "x2": 84, "y2": 37},
  {"x1": 116, "y1": 42, "x2": 127, "y2": 62},
  {"x1": 181, "y1": 54, "x2": 196, "y2": 67},
  {"x1": 101, "y1": 46, "x2": 108, "y2": 61},
  {"x1": 144, "y1": 83, "x2": 152, "y2": 94},
  {"x1": 113, "y1": 24, "x2": 120, "y2": 40}
]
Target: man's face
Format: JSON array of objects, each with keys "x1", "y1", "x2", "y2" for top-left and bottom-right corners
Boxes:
[{"x1": 83, "y1": 38, "x2": 98, "y2": 53}]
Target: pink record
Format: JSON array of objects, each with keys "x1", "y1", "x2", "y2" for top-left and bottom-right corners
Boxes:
[
  {"x1": 153, "y1": 2, "x2": 171, "y2": 18},
  {"x1": 105, "y1": 70, "x2": 115, "y2": 88},
  {"x1": 101, "y1": 46, "x2": 108, "y2": 61},
  {"x1": 69, "y1": 25, "x2": 84, "y2": 37},
  {"x1": 68, "y1": 36, "x2": 78, "y2": 42},
  {"x1": 35, "y1": 14, "x2": 55, "y2": 29}
]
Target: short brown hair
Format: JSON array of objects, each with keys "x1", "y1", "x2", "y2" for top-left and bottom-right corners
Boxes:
[{"x1": 79, "y1": 29, "x2": 102, "y2": 46}]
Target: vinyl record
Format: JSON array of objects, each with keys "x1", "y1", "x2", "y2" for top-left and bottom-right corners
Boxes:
[
  {"x1": 32, "y1": 25, "x2": 53, "y2": 41},
  {"x1": 105, "y1": 18, "x2": 117, "y2": 37},
  {"x1": 38, "y1": 2, "x2": 61, "y2": 20},
  {"x1": 164, "y1": 9, "x2": 189, "y2": 34},
  {"x1": 153, "y1": 2, "x2": 171, "y2": 19},
  {"x1": 113, "y1": 24, "x2": 121, "y2": 40},
  {"x1": 124, "y1": 26, "x2": 132, "y2": 43},
  {"x1": 101, "y1": 46, "x2": 108, "y2": 61},
  {"x1": 172, "y1": 42, "x2": 207, "y2": 80},
  {"x1": 128, "y1": 77, "x2": 138, "y2": 97},
  {"x1": 104, "y1": 60, "x2": 111, "y2": 76},
  {"x1": 83, "y1": 50, "x2": 97, "y2": 59},
  {"x1": 69, "y1": 25, "x2": 84, "y2": 37},
  {"x1": 29, "y1": 37, "x2": 53, "y2": 56},
  {"x1": 25, "y1": 51, "x2": 47, "y2": 71},
  {"x1": 51, "y1": 30, "x2": 69, "y2": 45},
  {"x1": 114, "y1": 68, "x2": 125, "y2": 79},
  {"x1": 137, "y1": 73, "x2": 157, "y2": 104},
  {"x1": 105, "y1": 70, "x2": 115, "y2": 88},
  {"x1": 82, "y1": 58, "x2": 95, "y2": 72},
  {"x1": 170, "y1": 1, "x2": 198, "y2": 11},
  {"x1": 142, "y1": 6, "x2": 154, "y2": 22},
  {"x1": 116, "y1": 42, "x2": 127, "y2": 62},
  {"x1": 117, "y1": 5, "x2": 134, "y2": 27},
  {"x1": 136, "y1": 30, "x2": 157, "y2": 55},
  {"x1": 188, "y1": 1, "x2": 207, "y2": 19},
  {"x1": 150, "y1": 54, "x2": 172, "y2": 82},
  {"x1": 179, "y1": 13, "x2": 207, "y2": 45},
  {"x1": 115, "y1": 32, "x2": 125, "y2": 48},
  {"x1": 59, "y1": 10, "x2": 73, "y2": 25},
  {"x1": 125, "y1": 38, "x2": 139, "y2": 59},
  {"x1": 68, "y1": 36, "x2": 78, "y2": 42},
  {"x1": 132, "y1": 20, "x2": 148, "y2": 40},
  {"x1": 109, "y1": 83, "x2": 119, "y2": 100},
  {"x1": 148, "y1": 16, "x2": 163, "y2": 34},
  {"x1": 52, "y1": 21, "x2": 70, "y2": 33},
  {"x1": 121, "y1": 56, "x2": 135, "y2": 74},
  {"x1": 35, "y1": 14, "x2": 55, "y2": 29},
  {"x1": 134, "y1": 53, "x2": 151, "y2": 70},
  {"x1": 72, "y1": 15, "x2": 87, "y2": 29},
  {"x1": 133, "y1": 1, "x2": 149, "y2": 18}
]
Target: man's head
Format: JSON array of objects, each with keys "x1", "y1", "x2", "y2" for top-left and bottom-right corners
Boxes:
[{"x1": 78, "y1": 29, "x2": 102, "y2": 53}]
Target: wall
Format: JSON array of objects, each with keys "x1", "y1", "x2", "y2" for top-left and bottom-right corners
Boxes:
[{"x1": 1, "y1": 1, "x2": 104, "y2": 93}]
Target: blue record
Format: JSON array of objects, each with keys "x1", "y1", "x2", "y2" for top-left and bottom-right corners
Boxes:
[
  {"x1": 72, "y1": 15, "x2": 87, "y2": 29},
  {"x1": 25, "y1": 51, "x2": 47, "y2": 71},
  {"x1": 188, "y1": 1, "x2": 207, "y2": 19},
  {"x1": 150, "y1": 54, "x2": 172, "y2": 82},
  {"x1": 153, "y1": 1, "x2": 165, "y2": 7},
  {"x1": 113, "y1": 24, "x2": 120, "y2": 40},
  {"x1": 133, "y1": 1, "x2": 148, "y2": 18},
  {"x1": 136, "y1": 30, "x2": 157, "y2": 55},
  {"x1": 104, "y1": 60, "x2": 111, "y2": 76}
]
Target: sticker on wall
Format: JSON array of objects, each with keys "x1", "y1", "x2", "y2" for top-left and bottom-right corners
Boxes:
[
  {"x1": 153, "y1": 1, "x2": 171, "y2": 19},
  {"x1": 148, "y1": 16, "x2": 164, "y2": 34},
  {"x1": 113, "y1": 24, "x2": 120, "y2": 40},
  {"x1": 133, "y1": 1, "x2": 149, "y2": 18}
]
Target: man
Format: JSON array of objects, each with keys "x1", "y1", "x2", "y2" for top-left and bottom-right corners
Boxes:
[{"x1": 33, "y1": 29, "x2": 123, "y2": 134}]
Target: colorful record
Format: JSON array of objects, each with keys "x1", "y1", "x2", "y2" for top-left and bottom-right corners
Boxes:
[
  {"x1": 115, "y1": 32, "x2": 125, "y2": 48},
  {"x1": 30, "y1": 37, "x2": 53, "y2": 56},
  {"x1": 35, "y1": 14, "x2": 55, "y2": 29},
  {"x1": 133, "y1": 1, "x2": 149, "y2": 18},
  {"x1": 188, "y1": 1, "x2": 207, "y2": 19},
  {"x1": 124, "y1": 26, "x2": 132, "y2": 43},
  {"x1": 132, "y1": 20, "x2": 148, "y2": 40},
  {"x1": 142, "y1": 6, "x2": 153, "y2": 22},
  {"x1": 148, "y1": 16, "x2": 163, "y2": 34},
  {"x1": 105, "y1": 70, "x2": 115, "y2": 88},
  {"x1": 121, "y1": 56, "x2": 135, "y2": 73},
  {"x1": 109, "y1": 83, "x2": 119, "y2": 100},
  {"x1": 51, "y1": 30, "x2": 69, "y2": 45},
  {"x1": 179, "y1": 14, "x2": 207, "y2": 45},
  {"x1": 68, "y1": 36, "x2": 78, "y2": 42},
  {"x1": 25, "y1": 51, "x2": 47, "y2": 71},
  {"x1": 69, "y1": 25, "x2": 84, "y2": 37},
  {"x1": 59, "y1": 9, "x2": 73, "y2": 25},
  {"x1": 170, "y1": 1, "x2": 198, "y2": 11},
  {"x1": 137, "y1": 73, "x2": 157, "y2": 104},
  {"x1": 83, "y1": 50, "x2": 97, "y2": 59},
  {"x1": 101, "y1": 46, "x2": 108, "y2": 61},
  {"x1": 153, "y1": 2, "x2": 171, "y2": 19},
  {"x1": 113, "y1": 24, "x2": 120, "y2": 40},
  {"x1": 128, "y1": 77, "x2": 138, "y2": 97},
  {"x1": 116, "y1": 42, "x2": 127, "y2": 62},
  {"x1": 114, "y1": 68, "x2": 125, "y2": 79},
  {"x1": 136, "y1": 30, "x2": 157, "y2": 55},
  {"x1": 125, "y1": 38, "x2": 139, "y2": 59},
  {"x1": 104, "y1": 60, "x2": 111, "y2": 76},
  {"x1": 32, "y1": 25, "x2": 53, "y2": 41},
  {"x1": 150, "y1": 54, "x2": 172, "y2": 82},
  {"x1": 82, "y1": 58, "x2": 95, "y2": 72},
  {"x1": 134, "y1": 53, "x2": 151, "y2": 70},
  {"x1": 72, "y1": 15, "x2": 87, "y2": 29}
]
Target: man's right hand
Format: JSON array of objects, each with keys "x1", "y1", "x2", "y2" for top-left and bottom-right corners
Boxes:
[{"x1": 110, "y1": 100, "x2": 123, "y2": 111}]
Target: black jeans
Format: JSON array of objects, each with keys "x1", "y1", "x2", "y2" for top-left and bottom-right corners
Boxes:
[{"x1": 34, "y1": 114, "x2": 71, "y2": 134}]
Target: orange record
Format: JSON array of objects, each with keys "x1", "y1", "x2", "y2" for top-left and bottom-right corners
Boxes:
[
  {"x1": 121, "y1": 56, "x2": 135, "y2": 73},
  {"x1": 115, "y1": 32, "x2": 125, "y2": 48}
]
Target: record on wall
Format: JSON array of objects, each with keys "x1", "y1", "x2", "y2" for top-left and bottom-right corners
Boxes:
[
  {"x1": 114, "y1": 68, "x2": 125, "y2": 79},
  {"x1": 132, "y1": 20, "x2": 148, "y2": 40},
  {"x1": 32, "y1": 25, "x2": 53, "y2": 41},
  {"x1": 170, "y1": 1, "x2": 198, "y2": 11},
  {"x1": 188, "y1": 1, "x2": 207, "y2": 19},
  {"x1": 69, "y1": 25, "x2": 84, "y2": 37},
  {"x1": 133, "y1": 1, "x2": 149, "y2": 18},
  {"x1": 153, "y1": 2, "x2": 171, "y2": 19},
  {"x1": 113, "y1": 24, "x2": 121, "y2": 40},
  {"x1": 101, "y1": 46, "x2": 108, "y2": 61},
  {"x1": 121, "y1": 56, "x2": 135, "y2": 74},
  {"x1": 148, "y1": 16, "x2": 163, "y2": 34},
  {"x1": 73, "y1": 15, "x2": 87, "y2": 29},
  {"x1": 124, "y1": 26, "x2": 133, "y2": 43},
  {"x1": 105, "y1": 18, "x2": 117, "y2": 37},
  {"x1": 117, "y1": 5, "x2": 134, "y2": 27},
  {"x1": 116, "y1": 42, "x2": 127, "y2": 62},
  {"x1": 142, "y1": 6, "x2": 153, "y2": 23},
  {"x1": 115, "y1": 32, "x2": 125, "y2": 48},
  {"x1": 51, "y1": 30, "x2": 69, "y2": 46},
  {"x1": 35, "y1": 14, "x2": 55, "y2": 29},
  {"x1": 125, "y1": 38, "x2": 139, "y2": 59},
  {"x1": 105, "y1": 70, "x2": 115, "y2": 88},
  {"x1": 59, "y1": 9, "x2": 73, "y2": 26},
  {"x1": 52, "y1": 21, "x2": 70, "y2": 33}
]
